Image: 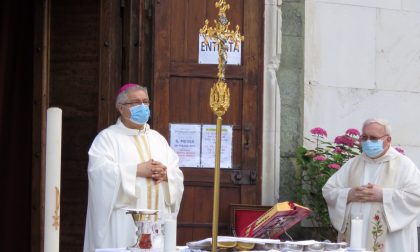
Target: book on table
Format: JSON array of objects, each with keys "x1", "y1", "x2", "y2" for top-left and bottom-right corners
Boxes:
[{"x1": 239, "y1": 201, "x2": 311, "y2": 239}]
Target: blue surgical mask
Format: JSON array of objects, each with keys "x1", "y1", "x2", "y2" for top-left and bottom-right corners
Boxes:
[
  {"x1": 362, "y1": 140, "x2": 384, "y2": 158},
  {"x1": 129, "y1": 104, "x2": 150, "y2": 125}
]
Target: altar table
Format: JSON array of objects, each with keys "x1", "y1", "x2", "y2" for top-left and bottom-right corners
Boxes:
[
  {"x1": 94, "y1": 237, "x2": 363, "y2": 252},
  {"x1": 95, "y1": 247, "x2": 369, "y2": 252}
]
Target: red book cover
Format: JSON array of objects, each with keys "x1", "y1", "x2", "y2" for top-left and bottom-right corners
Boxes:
[{"x1": 239, "y1": 201, "x2": 311, "y2": 239}]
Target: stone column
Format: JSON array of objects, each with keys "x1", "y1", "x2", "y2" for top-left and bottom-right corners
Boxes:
[
  {"x1": 262, "y1": 0, "x2": 282, "y2": 205},
  {"x1": 277, "y1": 0, "x2": 305, "y2": 202}
]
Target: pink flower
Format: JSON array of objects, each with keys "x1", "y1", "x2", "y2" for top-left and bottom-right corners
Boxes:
[
  {"x1": 373, "y1": 215, "x2": 380, "y2": 221},
  {"x1": 313, "y1": 155, "x2": 327, "y2": 161},
  {"x1": 345, "y1": 128, "x2": 360, "y2": 137},
  {"x1": 310, "y1": 127, "x2": 327, "y2": 137},
  {"x1": 334, "y1": 135, "x2": 354, "y2": 147},
  {"x1": 328, "y1": 163, "x2": 341, "y2": 169},
  {"x1": 395, "y1": 147, "x2": 405, "y2": 155},
  {"x1": 334, "y1": 147, "x2": 343, "y2": 153}
]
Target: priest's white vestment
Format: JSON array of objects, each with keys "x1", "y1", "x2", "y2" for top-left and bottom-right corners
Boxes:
[
  {"x1": 323, "y1": 147, "x2": 420, "y2": 252},
  {"x1": 83, "y1": 119, "x2": 184, "y2": 252}
]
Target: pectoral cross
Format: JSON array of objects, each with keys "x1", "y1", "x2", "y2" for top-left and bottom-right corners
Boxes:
[{"x1": 199, "y1": 1, "x2": 244, "y2": 251}]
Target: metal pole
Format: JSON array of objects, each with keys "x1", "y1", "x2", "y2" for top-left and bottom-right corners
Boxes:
[{"x1": 211, "y1": 116, "x2": 223, "y2": 252}]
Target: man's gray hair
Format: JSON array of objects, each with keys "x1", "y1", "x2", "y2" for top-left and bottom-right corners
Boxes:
[
  {"x1": 362, "y1": 118, "x2": 391, "y2": 136},
  {"x1": 115, "y1": 84, "x2": 148, "y2": 109}
]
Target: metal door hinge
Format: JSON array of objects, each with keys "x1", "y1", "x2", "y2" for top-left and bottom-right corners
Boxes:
[{"x1": 231, "y1": 170, "x2": 257, "y2": 185}]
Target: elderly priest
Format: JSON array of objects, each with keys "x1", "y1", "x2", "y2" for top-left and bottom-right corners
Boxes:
[
  {"x1": 83, "y1": 84, "x2": 184, "y2": 252},
  {"x1": 323, "y1": 118, "x2": 420, "y2": 252}
]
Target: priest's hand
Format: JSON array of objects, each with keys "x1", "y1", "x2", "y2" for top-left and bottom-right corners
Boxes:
[
  {"x1": 150, "y1": 160, "x2": 168, "y2": 183},
  {"x1": 360, "y1": 183, "x2": 383, "y2": 202},
  {"x1": 347, "y1": 184, "x2": 383, "y2": 203},
  {"x1": 137, "y1": 159, "x2": 168, "y2": 183},
  {"x1": 347, "y1": 186, "x2": 368, "y2": 203}
]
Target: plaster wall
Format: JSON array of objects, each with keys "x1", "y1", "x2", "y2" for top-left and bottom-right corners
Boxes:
[{"x1": 305, "y1": 0, "x2": 420, "y2": 166}]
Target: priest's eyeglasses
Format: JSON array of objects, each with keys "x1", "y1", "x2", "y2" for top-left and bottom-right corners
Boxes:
[
  {"x1": 121, "y1": 99, "x2": 151, "y2": 107},
  {"x1": 360, "y1": 134, "x2": 388, "y2": 142}
]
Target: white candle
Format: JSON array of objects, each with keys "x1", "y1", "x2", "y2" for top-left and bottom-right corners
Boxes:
[
  {"x1": 164, "y1": 217, "x2": 177, "y2": 252},
  {"x1": 44, "y1": 108, "x2": 62, "y2": 252},
  {"x1": 350, "y1": 217, "x2": 363, "y2": 249}
]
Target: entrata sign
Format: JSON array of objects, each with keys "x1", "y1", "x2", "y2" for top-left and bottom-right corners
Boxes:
[{"x1": 198, "y1": 34, "x2": 241, "y2": 65}]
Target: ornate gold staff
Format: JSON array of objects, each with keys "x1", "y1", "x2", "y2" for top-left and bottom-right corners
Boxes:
[{"x1": 199, "y1": 1, "x2": 244, "y2": 251}]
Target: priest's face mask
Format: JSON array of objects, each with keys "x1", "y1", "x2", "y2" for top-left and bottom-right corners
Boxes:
[
  {"x1": 360, "y1": 123, "x2": 391, "y2": 158},
  {"x1": 118, "y1": 89, "x2": 151, "y2": 125}
]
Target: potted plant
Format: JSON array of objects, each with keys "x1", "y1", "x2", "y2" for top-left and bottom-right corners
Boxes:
[{"x1": 294, "y1": 127, "x2": 361, "y2": 241}]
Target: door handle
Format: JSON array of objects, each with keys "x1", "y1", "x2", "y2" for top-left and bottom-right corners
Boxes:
[{"x1": 243, "y1": 125, "x2": 250, "y2": 149}]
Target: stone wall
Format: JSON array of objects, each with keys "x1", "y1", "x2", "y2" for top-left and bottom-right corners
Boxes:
[{"x1": 277, "y1": 0, "x2": 306, "y2": 202}]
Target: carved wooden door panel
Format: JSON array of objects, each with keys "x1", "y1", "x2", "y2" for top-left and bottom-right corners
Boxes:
[{"x1": 152, "y1": 0, "x2": 264, "y2": 245}]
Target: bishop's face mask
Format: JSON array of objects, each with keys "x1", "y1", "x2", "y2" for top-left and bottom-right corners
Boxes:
[
  {"x1": 129, "y1": 103, "x2": 150, "y2": 125},
  {"x1": 362, "y1": 140, "x2": 384, "y2": 158}
]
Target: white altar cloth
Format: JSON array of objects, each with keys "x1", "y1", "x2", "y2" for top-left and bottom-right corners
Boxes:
[
  {"x1": 95, "y1": 248, "x2": 366, "y2": 252},
  {"x1": 95, "y1": 247, "x2": 187, "y2": 252},
  {"x1": 95, "y1": 249, "x2": 128, "y2": 252},
  {"x1": 95, "y1": 249, "x2": 282, "y2": 252},
  {"x1": 94, "y1": 238, "x2": 359, "y2": 252}
]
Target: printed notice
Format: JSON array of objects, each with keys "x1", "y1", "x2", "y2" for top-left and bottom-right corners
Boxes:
[
  {"x1": 198, "y1": 35, "x2": 241, "y2": 65},
  {"x1": 201, "y1": 124, "x2": 233, "y2": 168},
  {"x1": 170, "y1": 124, "x2": 201, "y2": 167}
]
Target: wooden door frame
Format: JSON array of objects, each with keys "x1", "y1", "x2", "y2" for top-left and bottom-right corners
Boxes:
[{"x1": 32, "y1": 0, "x2": 50, "y2": 251}]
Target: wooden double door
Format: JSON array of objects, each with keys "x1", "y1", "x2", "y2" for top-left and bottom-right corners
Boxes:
[
  {"x1": 151, "y1": 0, "x2": 264, "y2": 245},
  {"x1": 36, "y1": 0, "x2": 263, "y2": 250}
]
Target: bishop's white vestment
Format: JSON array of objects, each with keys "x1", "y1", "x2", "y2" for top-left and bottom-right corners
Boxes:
[
  {"x1": 323, "y1": 147, "x2": 420, "y2": 252},
  {"x1": 83, "y1": 119, "x2": 184, "y2": 252}
]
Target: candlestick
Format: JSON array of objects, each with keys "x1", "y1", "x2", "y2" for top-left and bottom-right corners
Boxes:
[
  {"x1": 350, "y1": 214, "x2": 363, "y2": 249},
  {"x1": 44, "y1": 107, "x2": 62, "y2": 252}
]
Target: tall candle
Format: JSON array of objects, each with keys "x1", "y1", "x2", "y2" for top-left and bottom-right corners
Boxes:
[
  {"x1": 163, "y1": 216, "x2": 177, "y2": 252},
  {"x1": 44, "y1": 108, "x2": 62, "y2": 252},
  {"x1": 350, "y1": 217, "x2": 363, "y2": 249}
]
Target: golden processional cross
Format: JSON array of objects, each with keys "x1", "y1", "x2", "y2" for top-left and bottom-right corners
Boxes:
[{"x1": 199, "y1": 0, "x2": 244, "y2": 251}]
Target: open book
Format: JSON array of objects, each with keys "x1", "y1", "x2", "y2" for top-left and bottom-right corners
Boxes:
[{"x1": 240, "y1": 201, "x2": 311, "y2": 239}]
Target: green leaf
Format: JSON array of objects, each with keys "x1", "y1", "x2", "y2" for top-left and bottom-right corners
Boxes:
[{"x1": 290, "y1": 128, "x2": 362, "y2": 238}]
